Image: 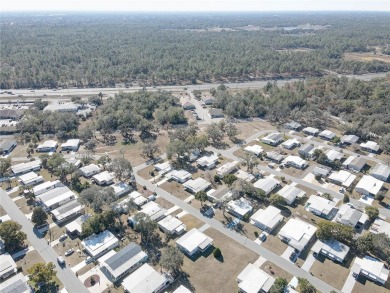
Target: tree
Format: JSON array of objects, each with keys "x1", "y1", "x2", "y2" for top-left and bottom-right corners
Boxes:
[
  {"x1": 31, "y1": 207, "x2": 48, "y2": 226},
  {"x1": 343, "y1": 194, "x2": 350, "y2": 203},
  {"x1": 380, "y1": 133, "x2": 390, "y2": 154},
  {"x1": 82, "y1": 210, "x2": 116, "y2": 237},
  {"x1": 97, "y1": 155, "x2": 111, "y2": 170},
  {"x1": 298, "y1": 278, "x2": 316, "y2": 293},
  {"x1": 213, "y1": 247, "x2": 222, "y2": 258},
  {"x1": 141, "y1": 139, "x2": 160, "y2": 160},
  {"x1": 84, "y1": 139, "x2": 97, "y2": 153},
  {"x1": 160, "y1": 245, "x2": 184, "y2": 276},
  {"x1": 27, "y1": 262, "x2": 57, "y2": 290},
  {"x1": 241, "y1": 151, "x2": 259, "y2": 173},
  {"x1": 356, "y1": 233, "x2": 374, "y2": 253},
  {"x1": 206, "y1": 123, "x2": 224, "y2": 144},
  {"x1": 167, "y1": 140, "x2": 190, "y2": 166},
  {"x1": 316, "y1": 220, "x2": 354, "y2": 244},
  {"x1": 133, "y1": 213, "x2": 158, "y2": 244},
  {"x1": 0, "y1": 158, "x2": 11, "y2": 176},
  {"x1": 110, "y1": 157, "x2": 132, "y2": 181},
  {"x1": 269, "y1": 194, "x2": 286, "y2": 207},
  {"x1": 79, "y1": 126, "x2": 94, "y2": 143},
  {"x1": 365, "y1": 206, "x2": 379, "y2": 221},
  {"x1": 0, "y1": 221, "x2": 27, "y2": 252},
  {"x1": 224, "y1": 123, "x2": 240, "y2": 141},
  {"x1": 79, "y1": 185, "x2": 116, "y2": 213},
  {"x1": 322, "y1": 193, "x2": 333, "y2": 200},
  {"x1": 270, "y1": 277, "x2": 288, "y2": 293},
  {"x1": 195, "y1": 191, "x2": 208, "y2": 207},
  {"x1": 223, "y1": 174, "x2": 237, "y2": 187},
  {"x1": 88, "y1": 95, "x2": 103, "y2": 106}
]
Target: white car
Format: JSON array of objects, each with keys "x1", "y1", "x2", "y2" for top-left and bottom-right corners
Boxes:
[
  {"x1": 65, "y1": 249, "x2": 74, "y2": 256},
  {"x1": 59, "y1": 234, "x2": 68, "y2": 242},
  {"x1": 57, "y1": 256, "x2": 65, "y2": 266},
  {"x1": 259, "y1": 232, "x2": 268, "y2": 242}
]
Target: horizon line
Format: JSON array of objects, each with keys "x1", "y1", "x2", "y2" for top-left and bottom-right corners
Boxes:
[{"x1": 1, "y1": 10, "x2": 389, "y2": 13}]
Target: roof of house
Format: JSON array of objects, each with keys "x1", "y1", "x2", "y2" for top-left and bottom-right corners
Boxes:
[
  {"x1": 0, "y1": 273, "x2": 30, "y2": 293},
  {"x1": 262, "y1": 132, "x2": 283, "y2": 142},
  {"x1": 311, "y1": 239, "x2": 350, "y2": 261},
  {"x1": 202, "y1": 96, "x2": 215, "y2": 102},
  {"x1": 341, "y1": 134, "x2": 359, "y2": 144},
  {"x1": 0, "y1": 253, "x2": 17, "y2": 277},
  {"x1": 158, "y1": 215, "x2": 186, "y2": 234},
  {"x1": 342, "y1": 156, "x2": 366, "y2": 170},
  {"x1": 356, "y1": 175, "x2": 384, "y2": 195},
  {"x1": 284, "y1": 121, "x2": 301, "y2": 129},
  {"x1": 237, "y1": 263, "x2": 275, "y2": 293},
  {"x1": 250, "y1": 206, "x2": 283, "y2": 230},
  {"x1": 18, "y1": 171, "x2": 43, "y2": 184},
  {"x1": 299, "y1": 143, "x2": 315, "y2": 153},
  {"x1": 265, "y1": 151, "x2": 284, "y2": 162},
  {"x1": 207, "y1": 187, "x2": 233, "y2": 202},
  {"x1": 36, "y1": 186, "x2": 75, "y2": 208},
  {"x1": 328, "y1": 170, "x2": 356, "y2": 187},
  {"x1": 32, "y1": 180, "x2": 62, "y2": 195},
  {"x1": 182, "y1": 101, "x2": 195, "y2": 108},
  {"x1": 336, "y1": 204, "x2": 363, "y2": 227},
  {"x1": 79, "y1": 163, "x2": 101, "y2": 175},
  {"x1": 279, "y1": 218, "x2": 317, "y2": 251},
  {"x1": 111, "y1": 182, "x2": 131, "y2": 196},
  {"x1": 283, "y1": 155, "x2": 307, "y2": 167},
  {"x1": 253, "y1": 177, "x2": 281, "y2": 194},
  {"x1": 65, "y1": 214, "x2": 92, "y2": 234},
  {"x1": 227, "y1": 198, "x2": 253, "y2": 217},
  {"x1": 51, "y1": 199, "x2": 83, "y2": 221},
  {"x1": 0, "y1": 139, "x2": 16, "y2": 151},
  {"x1": 302, "y1": 127, "x2": 319, "y2": 134},
  {"x1": 360, "y1": 141, "x2": 380, "y2": 152},
  {"x1": 282, "y1": 138, "x2": 300, "y2": 148},
  {"x1": 312, "y1": 165, "x2": 332, "y2": 177},
  {"x1": 369, "y1": 219, "x2": 390, "y2": 237},
  {"x1": 0, "y1": 109, "x2": 24, "y2": 119},
  {"x1": 277, "y1": 185, "x2": 306, "y2": 204},
  {"x1": 122, "y1": 263, "x2": 169, "y2": 293},
  {"x1": 352, "y1": 256, "x2": 389, "y2": 281},
  {"x1": 154, "y1": 161, "x2": 172, "y2": 173},
  {"x1": 137, "y1": 201, "x2": 166, "y2": 221},
  {"x1": 37, "y1": 140, "x2": 57, "y2": 149},
  {"x1": 61, "y1": 139, "x2": 80, "y2": 148},
  {"x1": 244, "y1": 144, "x2": 264, "y2": 155},
  {"x1": 11, "y1": 159, "x2": 41, "y2": 174},
  {"x1": 306, "y1": 195, "x2": 337, "y2": 216},
  {"x1": 170, "y1": 169, "x2": 192, "y2": 181},
  {"x1": 183, "y1": 178, "x2": 211, "y2": 193},
  {"x1": 216, "y1": 161, "x2": 238, "y2": 177},
  {"x1": 319, "y1": 130, "x2": 336, "y2": 139},
  {"x1": 176, "y1": 228, "x2": 213, "y2": 254},
  {"x1": 208, "y1": 108, "x2": 223, "y2": 116},
  {"x1": 370, "y1": 164, "x2": 390, "y2": 181},
  {"x1": 325, "y1": 149, "x2": 343, "y2": 161},
  {"x1": 81, "y1": 230, "x2": 119, "y2": 257},
  {"x1": 235, "y1": 170, "x2": 255, "y2": 182},
  {"x1": 173, "y1": 285, "x2": 192, "y2": 293},
  {"x1": 196, "y1": 154, "x2": 219, "y2": 167},
  {"x1": 128, "y1": 191, "x2": 148, "y2": 206},
  {"x1": 93, "y1": 171, "x2": 114, "y2": 183}
]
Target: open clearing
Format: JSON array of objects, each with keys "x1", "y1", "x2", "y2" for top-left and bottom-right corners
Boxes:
[{"x1": 344, "y1": 52, "x2": 390, "y2": 63}]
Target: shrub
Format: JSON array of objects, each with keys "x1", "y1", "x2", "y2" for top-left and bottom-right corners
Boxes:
[{"x1": 213, "y1": 247, "x2": 222, "y2": 258}]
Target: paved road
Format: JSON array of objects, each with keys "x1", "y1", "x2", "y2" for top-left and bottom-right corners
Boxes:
[
  {"x1": 0, "y1": 189, "x2": 89, "y2": 293},
  {"x1": 132, "y1": 169, "x2": 339, "y2": 293}
]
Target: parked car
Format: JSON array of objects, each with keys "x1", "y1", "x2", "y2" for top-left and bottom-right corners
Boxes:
[
  {"x1": 65, "y1": 249, "x2": 74, "y2": 256},
  {"x1": 289, "y1": 251, "x2": 297, "y2": 262},
  {"x1": 59, "y1": 234, "x2": 68, "y2": 242},
  {"x1": 259, "y1": 232, "x2": 267, "y2": 242},
  {"x1": 57, "y1": 256, "x2": 65, "y2": 266}
]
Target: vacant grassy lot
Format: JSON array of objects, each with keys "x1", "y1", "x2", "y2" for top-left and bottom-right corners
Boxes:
[
  {"x1": 180, "y1": 214, "x2": 204, "y2": 231},
  {"x1": 155, "y1": 196, "x2": 175, "y2": 210},
  {"x1": 160, "y1": 181, "x2": 192, "y2": 201},
  {"x1": 261, "y1": 231, "x2": 289, "y2": 255},
  {"x1": 179, "y1": 227, "x2": 258, "y2": 293},
  {"x1": 344, "y1": 52, "x2": 390, "y2": 63},
  {"x1": 137, "y1": 165, "x2": 155, "y2": 180},
  {"x1": 14, "y1": 197, "x2": 34, "y2": 214},
  {"x1": 260, "y1": 261, "x2": 293, "y2": 281},
  {"x1": 15, "y1": 250, "x2": 45, "y2": 274},
  {"x1": 352, "y1": 276, "x2": 390, "y2": 293}
]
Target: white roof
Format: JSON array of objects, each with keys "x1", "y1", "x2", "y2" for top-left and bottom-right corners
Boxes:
[
  {"x1": 122, "y1": 263, "x2": 168, "y2": 293},
  {"x1": 37, "y1": 140, "x2": 57, "y2": 149},
  {"x1": 44, "y1": 102, "x2": 79, "y2": 112},
  {"x1": 173, "y1": 285, "x2": 192, "y2": 293},
  {"x1": 369, "y1": 219, "x2": 390, "y2": 237},
  {"x1": 61, "y1": 139, "x2": 80, "y2": 148},
  {"x1": 341, "y1": 134, "x2": 359, "y2": 144},
  {"x1": 66, "y1": 157, "x2": 81, "y2": 167},
  {"x1": 302, "y1": 127, "x2": 319, "y2": 134},
  {"x1": 328, "y1": 170, "x2": 356, "y2": 187},
  {"x1": 216, "y1": 161, "x2": 238, "y2": 177},
  {"x1": 65, "y1": 214, "x2": 92, "y2": 234},
  {"x1": 18, "y1": 171, "x2": 42, "y2": 185},
  {"x1": 79, "y1": 163, "x2": 100, "y2": 175},
  {"x1": 277, "y1": 185, "x2": 306, "y2": 204},
  {"x1": 196, "y1": 154, "x2": 219, "y2": 167},
  {"x1": 170, "y1": 169, "x2": 192, "y2": 181},
  {"x1": 336, "y1": 204, "x2": 363, "y2": 227},
  {"x1": 244, "y1": 145, "x2": 263, "y2": 156},
  {"x1": 262, "y1": 132, "x2": 283, "y2": 143},
  {"x1": 319, "y1": 130, "x2": 336, "y2": 139},
  {"x1": 325, "y1": 149, "x2": 343, "y2": 161},
  {"x1": 353, "y1": 256, "x2": 389, "y2": 281},
  {"x1": 283, "y1": 155, "x2": 307, "y2": 167},
  {"x1": 227, "y1": 198, "x2": 253, "y2": 217},
  {"x1": 279, "y1": 218, "x2": 317, "y2": 251},
  {"x1": 183, "y1": 178, "x2": 211, "y2": 193},
  {"x1": 356, "y1": 175, "x2": 383, "y2": 196},
  {"x1": 360, "y1": 141, "x2": 380, "y2": 152},
  {"x1": 93, "y1": 171, "x2": 114, "y2": 183},
  {"x1": 282, "y1": 138, "x2": 300, "y2": 148},
  {"x1": 250, "y1": 206, "x2": 283, "y2": 230},
  {"x1": 237, "y1": 263, "x2": 275, "y2": 293},
  {"x1": 36, "y1": 186, "x2": 75, "y2": 208},
  {"x1": 253, "y1": 177, "x2": 280, "y2": 195},
  {"x1": 11, "y1": 159, "x2": 41, "y2": 174},
  {"x1": 370, "y1": 164, "x2": 390, "y2": 181},
  {"x1": 0, "y1": 253, "x2": 17, "y2": 278},
  {"x1": 51, "y1": 199, "x2": 83, "y2": 221},
  {"x1": 0, "y1": 273, "x2": 30, "y2": 293},
  {"x1": 33, "y1": 180, "x2": 62, "y2": 195},
  {"x1": 81, "y1": 230, "x2": 119, "y2": 258},
  {"x1": 176, "y1": 228, "x2": 213, "y2": 254},
  {"x1": 154, "y1": 161, "x2": 172, "y2": 173},
  {"x1": 138, "y1": 201, "x2": 166, "y2": 220},
  {"x1": 158, "y1": 215, "x2": 186, "y2": 234},
  {"x1": 235, "y1": 170, "x2": 255, "y2": 182},
  {"x1": 111, "y1": 182, "x2": 131, "y2": 196},
  {"x1": 127, "y1": 190, "x2": 147, "y2": 206},
  {"x1": 311, "y1": 239, "x2": 350, "y2": 261},
  {"x1": 306, "y1": 195, "x2": 337, "y2": 216}
]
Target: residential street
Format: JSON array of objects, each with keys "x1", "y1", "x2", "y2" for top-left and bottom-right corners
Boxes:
[{"x1": 0, "y1": 189, "x2": 89, "y2": 293}]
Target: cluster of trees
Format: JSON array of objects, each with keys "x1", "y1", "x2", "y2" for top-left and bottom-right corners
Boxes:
[
  {"x1": 0, "y1": 221, "x2": 27, "y2": 252},
  {"x1": 79, "y1": 185, "x2": 116, "y2": 213},
  {"x1": 81, "y1": 210, "x2": 116, "y2": 237},
  {"x1": 27, "y1": 262, "x2": 58, "y2": 292},
  {"x1": 1, "y1": 13, "x2": 389, "y2": 88},
  {"x1": 316, "y1": 220, "x2": 354, "y2": 244},
  {"x1": 356, "y1": 232, "x2": 390, "y2": 263}
]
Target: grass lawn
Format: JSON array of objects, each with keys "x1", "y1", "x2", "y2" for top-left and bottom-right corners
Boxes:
[
  {"x1": 45, "y1": 225, "x2": 68, "y2": 242},
  {"x1": 15, "y1": 250, "x2": 45, "y2": 274},
  {"x1": 14, "y1": 197, "x2": 34, "y2": 214},
  {"x1": 260, "y1": 261, "x2": 293, "y2": 281},
  {"x1": 180, "y1": 214, "x2": 204, "y2": 231},
  {"x1": 352, "y1": 276, "x2": 390, "y2": 293},
  {"x1": 53, "y1": 238, "x2": 85, "y2": 268},
  {"x1": 160, "y1": 181, "x2": 192, "y2": 201},
  {"x1": 102, "y1": 285, "x2": 125, "y2": 293},
  {"x1": 137, "y1": 165, "x2": 155, "y2": 180},
  {"x1": 178, "y1": 227, "x2": 258, "y2": 293},
  {"x1": 261, "y1": 233, "x2": 289, "y2": 256},
  {"x1": 155, "y1": 197, "x2": 175, "y2": 210}
]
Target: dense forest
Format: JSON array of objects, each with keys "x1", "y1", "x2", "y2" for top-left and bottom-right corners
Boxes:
[{"x1": 1, "y1": 12, "x2": 390, "y2": 89}]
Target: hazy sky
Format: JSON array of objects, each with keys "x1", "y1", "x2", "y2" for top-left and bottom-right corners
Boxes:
[{"x1": 1, "y1": 0, "x2": 389, "y2": 12}]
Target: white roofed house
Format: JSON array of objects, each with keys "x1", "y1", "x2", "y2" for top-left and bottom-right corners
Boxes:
[
  {"x1": 370, "y1": 219, "x2": 390, "y2": 237},
  {"x1": 0, "y1": 253, "x2": 17, "y2": 280},
  {"x1": 154, "y1": 161, "x2": 172, "y2": 175},
  {"x1": 325, "y1": 149, "x2": 343, "y2": 162},
  {"x1": 173, "y1": 285, "x2": 192, "y2": 293},
  {"x1": 196, "y1": 153, "x2": 219, "y2": 169},
  {"x1": 277, "y1": 184, "x2": 306, "y2": 205},
  {"x1": 0, "y1": 273, "x2": 31, "y2": 293},
  {"x1": 360, "y1": 141, "x2": 380, "y2": 153},
  {"x1": 351, "y1": 256, "x2": 389, "y2": 285},
  {"x1": 183, "y1": 178, "x2": 211, "y2": 194},
  {"x1": 158, "y1": 215, "x2": 186, "y2": 235},
  {"x1": 328, "y1": 170, "x2": 356, "y2": 188},
  {"x1": 111, "y1": 182, "x2": 131, "y2": 198},
  {"x1": 302, "y1": 127, "x2": 319, "y2": 136},
  {"x1": 65, "y1": 214, "x2": 92, "y2": 235},
  {"x1": 298, "y1": 143, "x2": 317, "y2": 159},
  {"x1": 342, "y1": 156, "x2": 366, "y2": 173},
  {"x1": 253, "y1": 177, "x2": 281, "y2": 195},
  {"x1": 128, "y1": 201, "x2": 167, "y2": 226},
  {"x1": 202, "y1": 96, "x2": 216, "y2": 105},
  {"x1": 182, "y1": 101, "x2": 195, "y2": 110},
  {"x1": 226, "y1": 198, "x2": 253, "y2": 219},
  {"x1": 36, "y1": 186, "x2": 76, "y2": 211},
  {"x1": 208, "y1": 108, "x2": 224, "y2": 119},
  {"x1": 312, "y1": 165, "x2": 332, "y2": 178},
  {"x1": 81, "y1": 230, "x2": 119, "y2": 259},
  {"x1": 32, "y1": 180, "x2": 63, "y2": 196},
  {"x1": 92, "y1": 171, "x2": 114, "y2": 186},
  {"x1": 236, "y1": 263, "x2": 275, "y2": 293},
  {"x1": 235, "y1": 170, "x2": 255, "y2": 183},
  {"x1": 207, "y1": 187, "x2": 233, "y2": 203},
  {"x1": 284, "y1": 121, "x2": 302, "y2": 131},
  {"x1": 261, "y1": 133, "x2": 283, "y2": 146},
  {"x1": 265, "y1": 151, "x2": 284, "y2": 163},
  {"x1": 281, "y1": 138, "x2": 300, "y2": 150},
  {"x1": 216, "y1": 161, "x2": 238, "y2": 178},
  {"x1": 355, "y1": 175, "x2": 384, "y2": 197},
  {"x1": 278, "y1": 218, "x2": 317, "y2": 252},
  {"x1": 283, "y1": 155, "x2": 308, "y2": 169},
  {"x1": 37, "y1": 140, "x2": 58, "y2": 152},
  {"x1": 335, "y1": 204, "x2": 364, "y2": 228},
  {"x1": 44, "y1": 102, "x2": 80, "y2": 112},
  {"x1": 250, "y1": 206, "x2": 283, "y2": 233},
  {"x1": 319, "y1": 130, "x2": 336, "y2": 141},
  {"x1": 340, "y1": 134, "x2": 359, "y2": 145},
  {"x1": 18, "y1": 171, "x2": 43, "y2": 186},
  {"x1": 244, "y1": 144, "x2": 264, "y2": 156},
  {"x1": 100, "y1": 242, "x2": 148, "y2": 282},
  {"x1": 170, "y1": 169, "x2": 192, "y2": 183},
  {"x1": 0, "y1": 139, "x2": 17, "y2": 155},
  {"x1": 51, "y1": 199, "x2": 83, "y2": 223},
  {"x1": 122, "y1": 263, "x2": 173, "y2": 293},
  {"x1": 128, "y1": 191, "x2": 148, "y2": 207},
  {"x1": 176, "y1": 228, "x2": 213, "y2": 256},
  {"x1": 305, "y1": 195, "x2": 337, "y2": 219},
  {"x1": 79, "y1": 163, "x2": 101, "y2": 177},
  {"x1": 370, "y1": 164, "x2": 390, "y2": 182},
  {"x1": 311, "y1": 239, "x2": 350, "y2": 263},
  {"x1": 60, "y1": 139, "x2": 80, "y2": 151},
  {"x1": 11, "y1": 159, "x2": 41, "y2": 175}
]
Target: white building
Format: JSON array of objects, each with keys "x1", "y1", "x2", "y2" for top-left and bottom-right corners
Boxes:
[
  {"x1": 328, "y1": 170, "x2": 356, "y2": 188},
  {"x1": 284, "y1": 121, "x2": 301, "y2": 131},
  {"x1": 216, "y1": 161, "x2": 238, "y2": 178},
  {"x1": 51, "y1": 199, "x2": 83, "y2": 223},
  {"x1": 44, "y1": 102, "x2": 80, "y2": 112},
  {"x1": 281, "y1": 138, "x2": 300, "y2": 150},
  {"x1": 235, "y1": 170, "x2": 255, "y2": 183},
  {"x1": 278, "y1": 218, "x2": 317, "y2": 252},
  {"x1": 355, "y1": 175, "x2": 384, "y2": 197},
  {"x1": 277, "y1": 185, "x2": 306, "y2": 205},
  {"x1": 283, "y1": 155, "x2": 308, "y2": 169},
  {"x1": 92, "y1": 171, "x2": 114, "y2": 186},
  {"x1": 360, "y1": 141, "x2": 380, "y2": 153},
  {"x1": 183, "y1": 178, "x2": 211, "y2": 194},
  {"x1": 351, "y1": 256, "x2": 389, "y2": 285},
  {"x1": 370, "y1": 164, "x2": 390, "y2": 182},
  {"x1": 298, "y1": 143, "x2": 317, "y2": 159},
  {"x1": 176, "y1": 228, "x2": 213, "y2": 256},
  {"x1": 158, "y1": 215, "x2": 186, "y2": 235},
  {"x1": 18, "y1": 171, "x2": 43, "y2": 186},
  {"x1": 128, "y1": 191, "x2": 148, "y2": 207},
  {"x1": 302, "y1": 127, "x2": 319, "y2": 136},
  {"x1": 33, "y1": 180, "x2": 63, "y2": 196},
  {"x1": 369, "y1": 219, "x2": 390, "y2": 237},
  {"x1": 122, "y1": 263, "x2": 172, "y2": 293},
  {"x1": 111, "y1": 182, "x2": 131, "y2": 198},
  {"x1": 11, "y1": 160, "x2": 41, "y2": 175},
  {"x1": 36, "y1": 186, "x2": 76, "y2": 211},
  {"x1": 0, "y1": 253, "x2": 17, "y2": 280},
  {"x1": 325, "y1": 149, "x2": 343, "y2": 162},
  {"x1": 306, "y1": 195, "x2": 337, "y2": 219},
  {"x1": 265, "y1": 151, "x2": 284, "y2": 163},
  {"x1": 261, "y1": 133, "x2": 283, "y2": 146},
  {"x1": 154, "y1": 161, "x2": 172, "y2": 175},
  {"x1": 311, "y1": 239, "x2": 350, "y2": 263},
  {"x1": 340, "y1": 134, "x2": 359, "y2": 145},
  {"x1": 207, "y1": 187, "x2": 233, "y2": 203},
  {"x1": 170, "y1": 170, "x2": 192, "y2": 183},
  {"x1": 312, "y1": 165, "x2": 332, "y2": 178},
  {"x1": 61, "y1": 139, "x2": 80, "y2": 151},
  {"x1": 342, "y1": 156, "x2": 366, "y2": 173},
  {"x1": 250, "y1": 206, "x2": 283, "y2": 232},
  {"x1": 226, "y1": 198, "x2": 253, "y2": 219},
  {"x1": 128, "y1": 202, "x2": 167, "y2": 226},
  {"x1": 172, "y1": 285, "x2": 192, "y2": 293},
  {"x1": 319, "y1": 130, "x2": 336, "y2": 140},
  {"x1": 237, "y1": 263, "x2": 275, "y2": 293},
  {"x1": 244, "y1": 145, "x2": 264, "y2": 156},
  {"x1": 100, "y1": 242, "x2": 148, "y2": 282},
  {"x1": 335, "y1": 204, "x2": 364, "y2": 228},
  {"x1": 65, "y1": 214, "x2": 92, "y2": 235},
  {"x1": 0, "y1": 273, "x2": 31, "y2": 293},
  {"x1": 81, "y1": 230, "x2": 119, "y2": 259},
  {"x1": 37, "y1": 140, "x2": 58, "y2": 152},
  {"x1": 196, "y1": 154, "x2": 219, "y2": 169},
  {"x1": 79, "y1": 163, "x2": 101, "y2": 177},
  {"x1": 253, "y1": 177, "x2": 281, "y2": 195}
]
